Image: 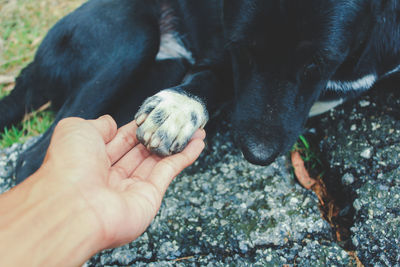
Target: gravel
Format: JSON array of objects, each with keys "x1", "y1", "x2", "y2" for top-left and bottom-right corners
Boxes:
[
  {"x1": 0, "y1": 137, "x2": 39, "y2": 191},
  {"x1": 317, "y1": 85, "x2": 400, "y2": 267},
  {"x1": 87, "y1": 124, "x2": 346, "y2": 266},
  {"x1": 1, "y1": 86, "x2": 399, "y2": 266}
]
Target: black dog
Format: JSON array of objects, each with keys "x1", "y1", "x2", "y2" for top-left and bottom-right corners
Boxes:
[{"x1": 1, "y1": 0, "x2": 399, "y2": 182}]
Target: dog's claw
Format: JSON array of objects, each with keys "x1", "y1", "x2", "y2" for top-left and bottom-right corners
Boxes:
[
  {"x1": 143, "y1": 131, "x2": 152, "y2": 144},
  {"x1": 135, "y1": 113, "x2": 147, "y2": 126},
  {"x1": 150, "y1": 136, "x2": 161, "y2": 148}
]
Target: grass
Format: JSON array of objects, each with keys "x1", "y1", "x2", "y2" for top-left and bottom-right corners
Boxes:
[
  {"x1": 0, "y1": 110, "x2": 54, "y2": 147},
  {"x1": 0, "y1": 84, "x2": 9, "y2": 98},
  {"x1": 0, "y1": 0, "x2": 85, "y2": 148}
]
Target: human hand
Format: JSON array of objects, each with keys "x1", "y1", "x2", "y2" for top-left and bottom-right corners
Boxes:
[
  {"x1": 37, "y1": 115, "x2": 205, "y2": 248},
  {"x1": 0, "y1": 115, "x2": 205, "y2": 267}
]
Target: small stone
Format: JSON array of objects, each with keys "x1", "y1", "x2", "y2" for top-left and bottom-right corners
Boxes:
[
  {"x1": 239, "y1": 241, "x2": 248, "y2": 253},
  {"x1": 360, "y1": 148, "x2": 373, "y2": 159},
  {"x1": 352, "y1": 236, "x2": 360, "y2": 247},
  {"x1": 213, "y1": 201, "x2": 224, "y2": 209},
  {"x1": 368, "y1": 209, "x2": 374, "y2": 218},
  {"x1": 353, "y1": 199, "x2": 362, "y2": 211},
  {"x1": 359, "y1": 100, "x2": 370, "y2": 107},
  {"x1": 220, "y1": 220, "x2": 228, "y2": 226},
  {"x1": 371, "y1": 122, "x2": 380, "y2": 131},
  {"x1": 342, "y1": 173, "x2": 355, "y2": 185}
]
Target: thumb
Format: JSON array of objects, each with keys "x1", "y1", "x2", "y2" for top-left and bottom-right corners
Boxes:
[
  {"x1": 88, "y1": 115, "x2": 118, "y2": 144},
  {"x1": 147, "y1": 138, "x2": 205, "y2": 196}
]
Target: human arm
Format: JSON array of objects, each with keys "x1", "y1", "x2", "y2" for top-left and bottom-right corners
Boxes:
[{"x1": 0, "y1": 115, "x2": 205, "y2": 266}]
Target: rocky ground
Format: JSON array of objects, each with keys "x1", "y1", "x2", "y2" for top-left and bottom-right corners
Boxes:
[
  {"x1": 1, "y1": 83, "x2": 399, "y2": 266},
  {"x1": 315, "y1": 82, "x2": 400, "y2": 266}
]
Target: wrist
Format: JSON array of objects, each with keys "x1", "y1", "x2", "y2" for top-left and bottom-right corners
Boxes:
[{"x1": 0, "y1": 166, "x2": 104, "y2": 267}]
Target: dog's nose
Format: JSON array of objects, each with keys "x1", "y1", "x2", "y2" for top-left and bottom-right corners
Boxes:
[{"x1": 240, "y1": 138, "x2": 280, "y2": 166}]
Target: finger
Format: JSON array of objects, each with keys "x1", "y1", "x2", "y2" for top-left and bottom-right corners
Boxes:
[
  {"x1": 130, "y1": 154, "x2": 162, "y2": 180},
  {"x1": 127, "y1": 129, "x2": 205, "y2": 180},
  {"x1": 148, "y1": 138, "x2": 205, "y2": 195},
  {"x1": 106, "y1": 120, "x2": 140, "y2": 164},
  {"x1": 88, "y1": 115, "x2": 118, "y2": 144},
  {"x1": 111, "y1": 143, "x2": 150, "y2": 178},
  {"x1": 191, "y1": 129, "x2": 206, "y2": 140}
]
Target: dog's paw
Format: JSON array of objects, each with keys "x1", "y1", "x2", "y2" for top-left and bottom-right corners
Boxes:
[{"x1": 134, "y1": 89, "x2": 208, "y2": 156}]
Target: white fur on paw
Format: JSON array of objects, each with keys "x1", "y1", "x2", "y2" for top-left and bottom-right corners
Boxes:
[{"x1": 134, "y1": 89, "x2": 208, "y2": 156}]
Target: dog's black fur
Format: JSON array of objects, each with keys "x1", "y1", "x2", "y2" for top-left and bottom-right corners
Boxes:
[{"x1": 1, "y1": 0, "x2": 400, "y2": 182}]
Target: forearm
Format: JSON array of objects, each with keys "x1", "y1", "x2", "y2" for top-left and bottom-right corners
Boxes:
[{"x1": 0, "y1": 168, "x2": 102, "y2": 267}]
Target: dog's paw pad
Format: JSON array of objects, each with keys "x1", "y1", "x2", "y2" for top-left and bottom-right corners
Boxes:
[{"x1": 134, "y1": 89, "x2": 208, "y2": 156}]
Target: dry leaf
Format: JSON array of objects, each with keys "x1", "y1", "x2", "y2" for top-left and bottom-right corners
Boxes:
[
  {"x1": 291, "y1": 149, "x2": 351, "y2": 244},
  {"x1": 0, "y1": 75, "x2": 15, "y2": 84},
  {"x1": 291, "y1": 151, "x2": 317, "y2": 189}
]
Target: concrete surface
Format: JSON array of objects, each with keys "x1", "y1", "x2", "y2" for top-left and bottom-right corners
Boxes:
[{"x1": 1, "y1": 85, "x2": 399, "y2": 266}]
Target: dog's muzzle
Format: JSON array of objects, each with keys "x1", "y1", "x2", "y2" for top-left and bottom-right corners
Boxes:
[{"x1": 237, "y1": 133, "x2": 281, "y2": 166}]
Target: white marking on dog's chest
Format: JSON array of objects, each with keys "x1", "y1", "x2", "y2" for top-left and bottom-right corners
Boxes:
[
  {"x1": 156, "y1": 33, "x2": 194, "y2": 64},
  {"x1": 309, "y1": 98, "x2": 344, "y2": 117},
  {"x1": 326, "y1": 74, "x2": 377, "y2": 91},
  {"x1": 382, "y1": 64, "x2": 400, "y2": 78},
  {"x1": 309, "y1": 65, "x2": 400, "y2": 116}
]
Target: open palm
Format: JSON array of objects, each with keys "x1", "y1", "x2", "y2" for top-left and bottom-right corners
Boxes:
[{"x1": 43, "y1": 116, "x2": 205, "y2": 249}]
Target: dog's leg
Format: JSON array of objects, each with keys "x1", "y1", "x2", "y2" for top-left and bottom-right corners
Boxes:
[
  {"x1": 14, "y1": 59, "x2": 189, "y2": 183},
  {"x1": 15, "y1": 63, "x2": 153, "y2": 182},
  {"x1": 134, "y1": 69, "x2": 227, "y2": 156},
  {"x1": 109, "y1": 59, "x2": 190, "y2": 126},
  {"x1": 14, "y1": 67, "x2": 143, "y2": 181},
  {"x1": 13, "y1": 0, "x2": 163, "y2": 182},
  {"x1": 0, "y1": 64, "x2": 49, "y2": 130}
]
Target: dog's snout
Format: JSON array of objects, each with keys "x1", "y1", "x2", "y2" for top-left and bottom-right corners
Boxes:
[{"x1": 239, "y1": 135, "x2": 280, "y2": 166}]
